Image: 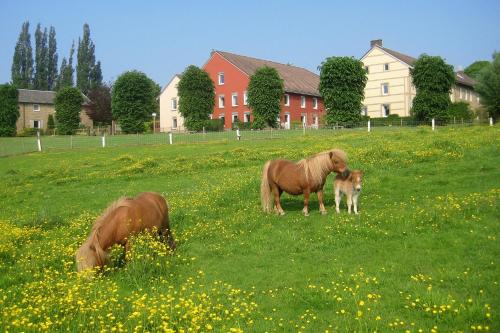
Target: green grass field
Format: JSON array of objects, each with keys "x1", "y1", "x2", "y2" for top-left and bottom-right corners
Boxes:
[{"x1": 0, "y1": 125, "x2": 498, "y2": 332}]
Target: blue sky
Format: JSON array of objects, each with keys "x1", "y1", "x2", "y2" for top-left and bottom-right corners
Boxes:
[{"x1": 1, "y1": 0, "x2": 499, "y2": 88}]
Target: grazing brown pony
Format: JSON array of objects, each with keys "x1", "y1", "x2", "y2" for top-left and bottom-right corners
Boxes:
[
  {"x1": 261, "y1": 149, "x2": 348, "y2": 216},
  {"x1": 76, "y1": 192, "x2": 176, "y2": 272}
]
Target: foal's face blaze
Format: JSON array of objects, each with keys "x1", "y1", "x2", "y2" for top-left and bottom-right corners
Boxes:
[{"x1": 351, "y1": 171, "x2": 363, "y2": 192}]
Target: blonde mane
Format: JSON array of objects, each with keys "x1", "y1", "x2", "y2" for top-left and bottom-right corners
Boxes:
[{"x1": 297, "y1": 149, "x2": 347, "y2": 186}]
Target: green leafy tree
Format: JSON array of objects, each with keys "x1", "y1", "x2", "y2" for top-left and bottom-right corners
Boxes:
[
  {"x1": 77, "y1": 24, "x2": 102, "y2": 94},
  {"x1": 11, "y1": 21, "x2": 34, "y2": 89},
  {"x1": 34, "y1": 23, "x2": 49, "y2": 90},
  {"x1": 464, "y1": 61, "x2": 489, "y2": 80},
  {"x1": 319, "y1": 57, "x2": 367, "y2": 126},
  {"x1": 177, "y1": 65, "x2": 215, "y2": 131},
  {"x1": 112, "y1": 71, "x2": 158, "y2": 133},
  {"x1": 475, "y1": 52, "x2": 500, "y2": 120},
  {"x1": 57, "y1": 42, "x2": 75, "y2": 90},
  {"x1": 54, "y1": 87, "x2": 83, "y2": 135},
  {"x1": 47, "y1": 114, "x2": 55, "y2": 134},
  {"x1": 47, "y1": 26, "x2": 58, "y2": 90},
  {"x1": 447, "y1": 101, "x2": 473, "y2": 121},
  {"x1": 247, "y1": 66, "x2": 284, "y2": 129},
  {"x1": 0, "y1": 84, "x2": 20, "y2": 137},
  {"x1": 410, "y1": 54, "x2": 455, "y2": 121}
]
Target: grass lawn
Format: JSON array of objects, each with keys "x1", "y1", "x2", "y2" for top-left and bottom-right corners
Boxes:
[{"x1": 0, "y1": 125, "x2": 498, "y2": 332}]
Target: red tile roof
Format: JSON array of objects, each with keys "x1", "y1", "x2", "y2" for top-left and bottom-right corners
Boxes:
[{"x1": 215, "y1": 51, "x2": 321, "y2": 97}]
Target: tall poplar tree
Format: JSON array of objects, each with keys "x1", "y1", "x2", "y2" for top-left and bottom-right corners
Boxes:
[
  {"x1": 34, "y1": 23, "x2": 49, "y2": 90},
  {"x1": 47, "y1": 26, "x2": 58, "y2": 90},
  {"x1": 57, "y1": 42, "x2": 75, "y2": 90},
  {"x1": 11, "y1": 21, "x2": 34, "y2": 88},
  {"x1": 77, "y1": 23, "x2": 102, "y2": 94}
]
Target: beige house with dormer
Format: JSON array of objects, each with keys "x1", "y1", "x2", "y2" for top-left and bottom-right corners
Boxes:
[
  {"x1": 16, "y1": 89, "x2": 93, "y2": 133},
  {"x1": 159, "y1": 74, "x2": 183, "y2": 131},
  {"x1": 361, "y1": 39, "x2": 479, "y2": 118}
]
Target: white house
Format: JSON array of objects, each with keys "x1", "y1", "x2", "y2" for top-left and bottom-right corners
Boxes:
[{"x1": 159, "y1": 74, "x2": 183, "y2": 131}]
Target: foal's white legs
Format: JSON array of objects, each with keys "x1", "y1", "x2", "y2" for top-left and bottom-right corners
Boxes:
[
  {"x1": 347, "y1": 194, "x2": 353, "y2": 214},
  {"x1": 353, "y1": 194, "x2": 359, "y2": 215},
  {"x1": 335, "y1": 187, "x2": 341, "y2": 213}
]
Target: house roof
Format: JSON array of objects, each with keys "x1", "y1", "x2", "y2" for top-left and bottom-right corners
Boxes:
[
  {"x1": 215, "y1": 51, "x2": 321, "y2": 97},
  {"x1": 363, "y1": 43, "x2": 476, "y2": 88},
  {"x1": 18, "y1": 89, "x2": 91, "y2": 105},
  {"x1": 160, "y1": 74, "x2": 182, "y2": 95}
]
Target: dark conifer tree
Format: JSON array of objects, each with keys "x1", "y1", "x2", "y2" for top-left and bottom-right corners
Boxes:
[{"x1": 11, "y1": 21, "x2": 34, "y2": 88}]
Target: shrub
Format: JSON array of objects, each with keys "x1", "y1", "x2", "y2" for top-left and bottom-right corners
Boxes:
[
  {"x1": 447, "y1": 102, "x2": 473, "y2": 121},
  {"x1": 54, "y1": 87, "x2": 84, "y2": 135},
  {"x1": 0, "y1": 84, "x2": 19, "y2": 137}
]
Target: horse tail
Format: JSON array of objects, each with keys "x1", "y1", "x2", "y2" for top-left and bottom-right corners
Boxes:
[{"x1": 261, "y1": 161, "x2": 273, "y2": 213}]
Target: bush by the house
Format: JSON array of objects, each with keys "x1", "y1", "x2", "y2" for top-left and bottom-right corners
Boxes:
[
  {"x1": 54, "y1": 87, "x2": 84, "y2": 135},
  {"x1": 0, "y1": 83, "x2": 19, "y2": 137}
]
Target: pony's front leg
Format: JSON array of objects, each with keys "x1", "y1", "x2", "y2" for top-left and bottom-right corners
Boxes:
[
  {"x1": 303, "y1": 190, "x2": 310, "y2": 216},
  {"x1": 317, "y1": 189, "x2": 327, "y2": 215}
]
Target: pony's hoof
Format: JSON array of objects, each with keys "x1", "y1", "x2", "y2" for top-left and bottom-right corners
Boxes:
[
  {"x1": 320, "y1": 210, "x2": 327, "y2": 215},
  {"x1": 303, "y1": 212, "x2": 310, "y2": 217}
]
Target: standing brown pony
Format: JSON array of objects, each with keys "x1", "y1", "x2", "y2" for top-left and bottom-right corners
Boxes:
[
  {"x1": 261, "y1": 149, "x2": 348, "y2": 216},
  {"x1": 76, "y1": 192, "x2": 176, "y2": 272}
]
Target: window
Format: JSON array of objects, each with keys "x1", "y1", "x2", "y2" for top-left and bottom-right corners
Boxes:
[
  {"x1": 301, "y1": 114, "x2": 307, "y2": 126},
  {"x1": 218, "y1": 72, "x2": 224, "y2": 85},
  {"x1": 382, "y1": 104, "x2": 390, "y2": 117},
  {"x1": 284, "y1": 94, "x2": 290, "y2": 106},
  {"x1": 300, "y1": 96, "x2": 306, "y2": 108},
  {"x1": 33, "y1": 104, "x2": 40, "y2": 112},
  {"x1": 172, "y1": 117, "x2": 177, "y2": 129},
  {"x1": 244, "y1": 112, "x2": 250, "y2": 123},
  {"x1": 243, "y1": 91, "x2": 248, "y2": 105},
  {"x1": 362, "y1": 106, "x2": 368, "y2": 116},
  {"x1": 384, "y1": 63, "x2": 390, "y2": 71},
  {"x1": 218, "y1": 95, "x2": 225, "y2": 108},
  {"x1": 460, "y1": 88, "x2": 464, "y2": 99},
  {"x1": 312, "y1": 97, "x2": 318, "y2": 109},
  {"x1": 232, "y1": 113, "x2": 238, "y2": 123},
  {"x1": 365, "y1": 66, "x2": 369, "y2": 73},
  {"x1": 171, "y1": 98, "x2": 177, "y2": 110},
  {"x1": 32, "y1": 120, "x2": 42, "y2": 128},
  {"x1": 382, "y1": 83, "x2": 389, "y2": 95},
  {"x1": 313, "y1": 115, "x2": 318, "y2": 126},
  {"x1": 232, "y1": 93, "x2": 238, "y2": 106}
]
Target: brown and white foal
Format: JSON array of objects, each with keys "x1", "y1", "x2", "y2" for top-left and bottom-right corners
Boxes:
[{"x1": 334, "y1": 170, "x2": 363, "y2": 214}]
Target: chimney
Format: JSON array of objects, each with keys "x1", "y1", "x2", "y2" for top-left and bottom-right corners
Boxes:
[{"x1": 371, "y1": 39, "x2": 382, "y2": 48}]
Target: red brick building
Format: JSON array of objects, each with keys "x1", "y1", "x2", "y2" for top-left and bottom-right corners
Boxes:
[{"x1": 203, "y1": 51, "x2": 325, "y2": 129}]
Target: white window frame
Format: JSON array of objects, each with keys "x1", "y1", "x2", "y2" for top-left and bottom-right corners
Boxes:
[
  {"x1": 382, "y1": 83, "x2": 389, "y2": 96},
  {"x1": 312, "y1": 97, "x2": 318, "y2": 109},
  {"x1": 243, "y1": 91, "x2": 248, "y2": 105},
  {"x1": 300, "y1": 96, "x2": 306, "y2": 108},
  {"x1": 231, "y1": 112, "x2": 238, "y2": 123},
  {"x1": 32, "y1": 119, "x2": 43, "y2": 129},
  {"x1": 244, "y1": 112, "x2": 251, "y2": 123},
  {"x1": 218, "y1": 72, "x2": 224, "y2": 85},
  {"x1": 171, "y1": 98, "x2": 177, "y2": 110},
  {"x1": 218, "y1": 95, "x2": 225, "y2": 108},
  {"x1": 284, "y1": 94, "x2": 290, "y2": 106},
  {"x1": 384, "y1": 63, "x2": 390, "y2": 71},
  {"x1": 172, "y1": 117, "x2": 177, "y2": 129},
  {"x1": 382, "y1": 104, "x2": 390, "y2": 117},
  {"x1": 301, "y1": 114, "x2": 307, "y2": 126},
  {"x1": 33, "y1": 104, "x2": 40, "y2": 112},
  {"x1": 231, "y1": 92, "x2": 238, "y2": 107}
]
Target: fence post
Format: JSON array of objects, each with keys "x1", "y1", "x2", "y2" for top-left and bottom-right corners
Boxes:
[
  {"x1": 367, "y1": 120, "x2": 371, "y2": 132},
  {"x1": 236, "y1": 129, "x2": 241, "y2": 141},
  {"x1": 489, "y1": 117, "x2": 493, "y2": 126},
  {"x1": 102, "y1": 133, "x2": 106, "y2": 148},
  {"x1": 432, "y1": 118, "x2": 435, "y2": 131},
  {"x1": 169, "y1": 132, "x2": 173, "y2": 145},
  {"x1": 37, "y1": 130, "x2": 42, "y2": 151}
]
